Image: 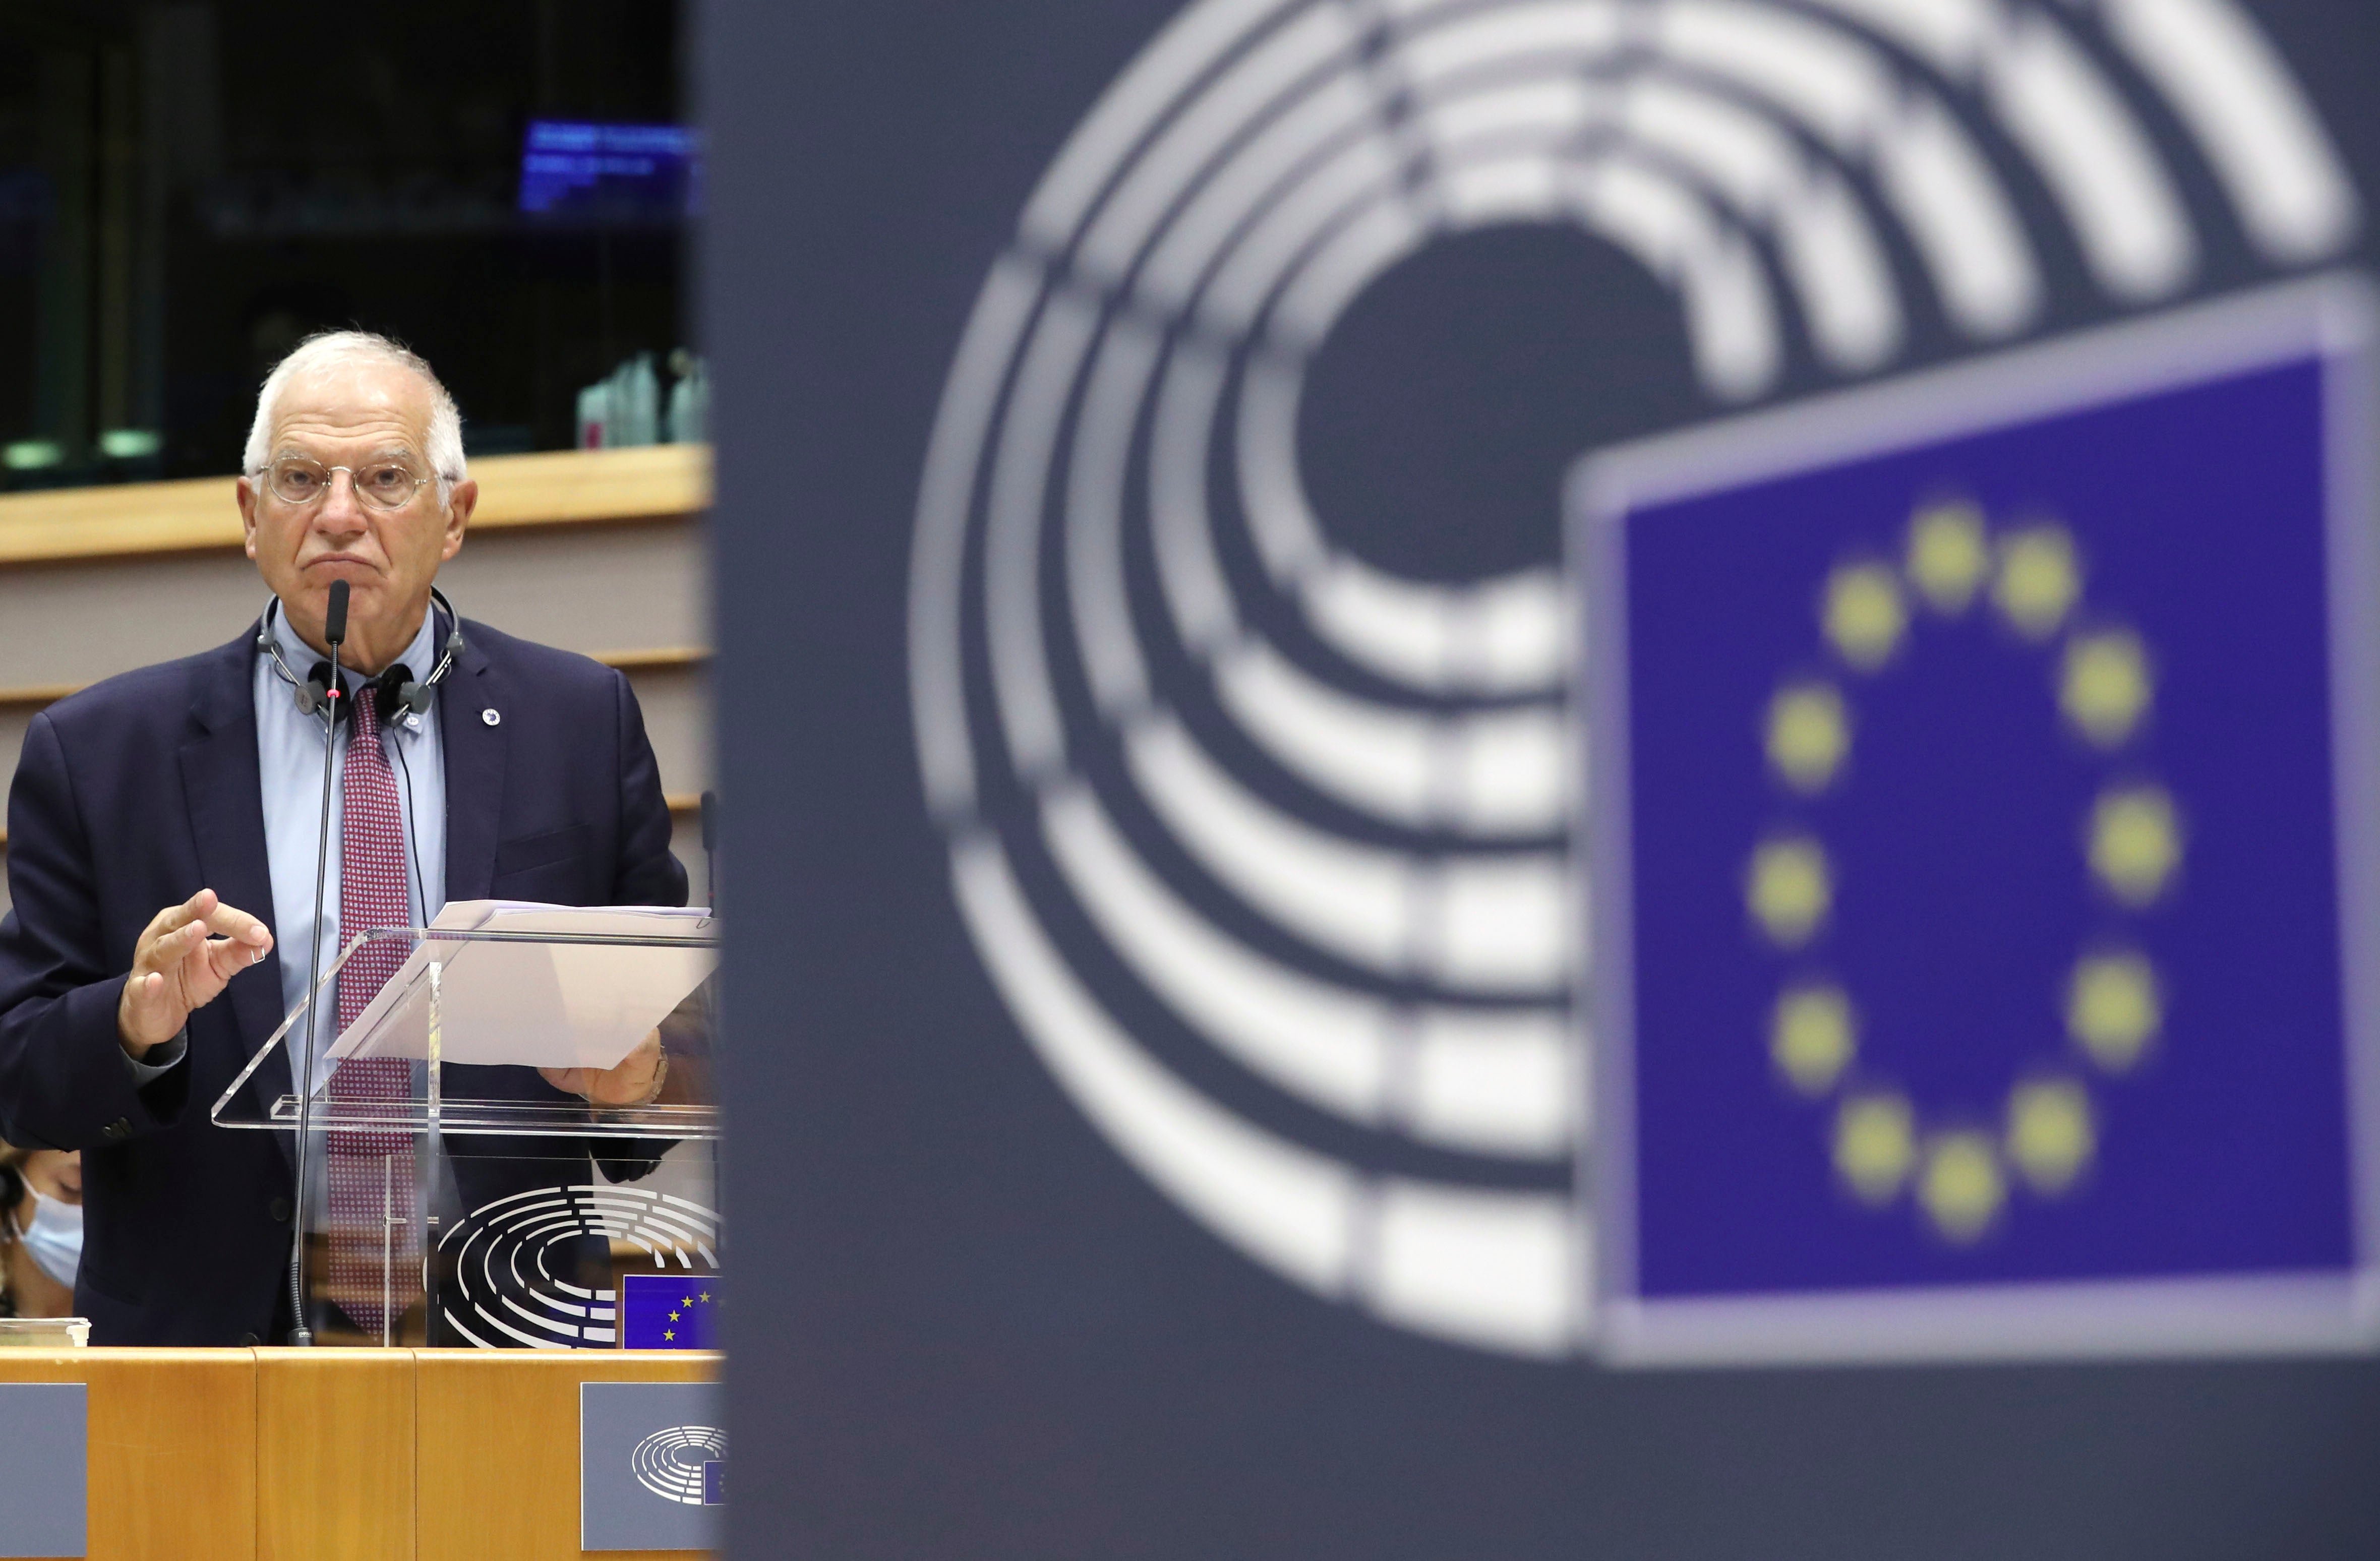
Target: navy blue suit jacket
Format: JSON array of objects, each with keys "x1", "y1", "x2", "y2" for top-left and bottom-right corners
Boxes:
[{"x1": 0, "y1": 619, "x2": 687, "y2": 1344}]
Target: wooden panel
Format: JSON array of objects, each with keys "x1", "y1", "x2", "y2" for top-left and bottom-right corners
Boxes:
[
  {"x1": 0, "y1": 1348, "x2": 256, "y2": 1561},
  {"x1": 256, "y1": 1349, "x2": 414, "y2": 1561},
  {"x1": 0, "y1": 446, "x2": 709, "y2": 566},
  {"x1": 466, "y1": 448, "x2": 710, "y2": 532},
  {"x1": 591, "y1": 647, "x2": 707, "y2": 675},
  {"x1": 0, "y1": 476, "x2": 242, "y2": 564},
  {"x1": 414, "y1": 1351, "x2": 720, "y2": 1561},
  {"x1": 0, "y1": 518, "x2": 704, "y2": 695}
]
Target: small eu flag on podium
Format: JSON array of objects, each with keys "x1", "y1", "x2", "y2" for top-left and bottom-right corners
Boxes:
[
  {"x1": 622, "y1": 1275, "x2": 719, "y2": 1349},
  {"x1": 1576, "y1": 279, "x2": 2380, "y2": 1364}
]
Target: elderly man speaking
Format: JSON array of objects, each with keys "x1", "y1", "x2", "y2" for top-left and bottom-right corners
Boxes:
[{"x1": 0, "y1": 332, "x2": 686, "y2": 1345}]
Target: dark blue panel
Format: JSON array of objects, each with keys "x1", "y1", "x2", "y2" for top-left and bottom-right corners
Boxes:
[
  {"x1": 1622, "y1": 358, "x2": 2358, "y2": 1299},
  {"x1": 621, "y1": 1274, "x2": 720, "y2": 1349},
  {"x1": 706, "y1": 0, "x2": 2380, "y2": 1553}
]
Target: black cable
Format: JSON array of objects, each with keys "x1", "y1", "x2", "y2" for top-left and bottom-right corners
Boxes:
[
  {"x1": 384, "y1": 697, "x2": 431, "y2": 932},
  {"x1": 700, "y1": 791, "x2": 719, "y2": 914}
]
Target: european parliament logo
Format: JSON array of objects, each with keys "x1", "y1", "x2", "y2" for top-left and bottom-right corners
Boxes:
[
  {"x1": 1578, "y1": 280, "x2": 2380, "y2": 1363},
  {"x1": 909, "y1": 0, "x2": 2368, "y2": 1358}
]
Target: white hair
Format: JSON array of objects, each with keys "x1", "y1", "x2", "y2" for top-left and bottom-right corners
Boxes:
[{"x1": 243, "y1": 330, "x2": 467, "y2": 499}]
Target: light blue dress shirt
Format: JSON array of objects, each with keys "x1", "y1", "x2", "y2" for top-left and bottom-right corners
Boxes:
[
  {"x1": 256, "y1": 603, "x2": 448, "y2": 1065},
  {"x1": 129, "y1": 604, "x2": 451, "y2": 1086}
]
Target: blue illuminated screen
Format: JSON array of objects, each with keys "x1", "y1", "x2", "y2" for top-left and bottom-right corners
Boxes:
[{"x1": 518, "y1": 121, "x2": 701, "y2": 221}]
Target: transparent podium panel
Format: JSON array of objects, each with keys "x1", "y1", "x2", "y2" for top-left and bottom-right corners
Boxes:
[
  {"x1": 431, "y1": 1143, "x2": 722, "y2": 1350},
  {"x1": 210, "y1": 905, "x2": 722, "y2": 1347}
]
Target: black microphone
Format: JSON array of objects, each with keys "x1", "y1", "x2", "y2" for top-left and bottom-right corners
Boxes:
[{"x1": 286, "y1": 578, "x2": 350, "y2": 1348}]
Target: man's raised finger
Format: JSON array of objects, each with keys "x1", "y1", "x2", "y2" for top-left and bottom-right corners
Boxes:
[
  {"x1": 199, "y1": 899, "x2": 273, "y2": 951},
  {"x1": 145, "y1": 888, "x2": 221, "y2": 946}
]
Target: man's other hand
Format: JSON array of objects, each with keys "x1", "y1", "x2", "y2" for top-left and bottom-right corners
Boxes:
[
  {"x1": 117, "y1": 889, "x2": 274, "y2": 1058},
  {"x1": 542, "y1": 1029, "x2": 664, "y2": 1107}
]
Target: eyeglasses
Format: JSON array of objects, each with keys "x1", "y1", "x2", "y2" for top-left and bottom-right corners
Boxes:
[{"x1": 257, "y1": 457, "x2": 436, "y2": 511}]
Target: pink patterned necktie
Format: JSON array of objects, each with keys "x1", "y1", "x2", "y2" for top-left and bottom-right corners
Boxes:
[{"x1": 325, "y1": 685, "x2": 420, "y2": 1339}]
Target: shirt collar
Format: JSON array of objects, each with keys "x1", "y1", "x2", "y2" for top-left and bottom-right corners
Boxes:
[{"x1": 268, "y1": 596, "x2": 442, "y2": 702}]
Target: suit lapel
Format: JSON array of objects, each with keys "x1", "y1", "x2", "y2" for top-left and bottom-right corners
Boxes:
[
  {"x1": 440, "y1": 626, "x2": 506, "y2": 905},
  {"x1": 178, "y1": 631, "x2": 294, "y2": 1168}
]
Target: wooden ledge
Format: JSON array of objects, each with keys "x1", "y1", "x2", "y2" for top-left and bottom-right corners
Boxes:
[
  {"x1": 0, "y1": 646, "x2": 709, "y2": 712},
  {"x1": 0, "y1": 681, "x2": 79, "y2": 709},
  {"x1": 592, "y1": 645, "x2": 711, "y2": 676},
  {"x1": 0, "y1": 445, "x2": 710, "y2": 566}
]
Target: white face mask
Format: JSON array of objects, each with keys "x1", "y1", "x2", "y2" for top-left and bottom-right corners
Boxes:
[{"x1": 14, "y1": 1189, "x2": 82, "y2": 1290}]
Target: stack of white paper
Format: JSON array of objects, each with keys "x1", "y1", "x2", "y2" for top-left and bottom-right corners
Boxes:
[{"x1": 324, "y1": 901, "x2": 715, "y2": 1074}]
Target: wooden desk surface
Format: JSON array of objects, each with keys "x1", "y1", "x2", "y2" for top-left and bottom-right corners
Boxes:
[
  {"x1": 0, "y1": 1347, "x2": 722, "y2": 1560},
  {"x1": 0, "y1": 1349, "x2": 254, "y2": 1561},
  {"x1": 255, "y1": 1349, "x2": 414, "y2": 1561},
  {"x1": 415, "y1": 1350, "x2": 719, "y2": 1561}
]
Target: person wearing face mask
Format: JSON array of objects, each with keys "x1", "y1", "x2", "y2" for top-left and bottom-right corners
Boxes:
[{"x1": 0, "y1": 1144, "x2": 81, "y2": 1318}]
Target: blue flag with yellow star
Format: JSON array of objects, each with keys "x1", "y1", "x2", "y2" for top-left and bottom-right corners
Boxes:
[
  {"x1": 623, "y1": 1274, "x2": 720, "y2": 1350},
  {"x1": 1577, "y1": 281, "x2": 2380, "y2": 1363}
]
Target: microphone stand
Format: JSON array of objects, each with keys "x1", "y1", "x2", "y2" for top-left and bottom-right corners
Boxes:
[{"x1": 285, "y1": 581, "x2": 348, "y2": 1347}]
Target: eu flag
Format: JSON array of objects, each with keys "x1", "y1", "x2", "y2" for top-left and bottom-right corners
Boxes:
[
  {"x1": 1577, "y1": 281, "x2": 2380, "y2": 1363},
  {"x1": 622, "y1": 1274, "x2": 720, "y2": 1350}
]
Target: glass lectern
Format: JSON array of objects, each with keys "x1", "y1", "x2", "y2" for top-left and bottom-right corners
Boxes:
[{"x1": 210, "y1": 902, "x2": 721, "y2": 1348}]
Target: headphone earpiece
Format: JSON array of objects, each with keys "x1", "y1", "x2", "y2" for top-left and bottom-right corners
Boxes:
[
  {"x1": 299, "y1": 661, "x2": 337, "y2": 718},
  {"x1": 260, "y1": 592, "x2": 462, "y2": 722},
  {"x1": 375, "y1": 664, "x2": 434, "y2": 718}
]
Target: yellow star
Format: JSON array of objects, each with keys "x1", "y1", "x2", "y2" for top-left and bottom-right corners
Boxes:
[
  {"x1": 699, "y1": 1292, "x2": 711, "y2": 1303},
  {"x1": 1746, "y1": 836, "x2": 1832, "y2": 947},
  {"x1": 1919, "y1": 1131, "x2": 2005, "y2": 1242},
  {"x1": 1771, "y1": 984, "x2": 1856, "y2": 1096},
  {"x1": 1766, "y1": 682, "x2": 1851, "y2": 794},
  {"x1": 683, "y1": 1296, "x2": 694, "y2": 1308},
  {"x1": 2006, "y1": 1078, "x2": 2095, "y2": 1195},
  {"x1": 2060, "y1": 629, "x2": 2153, "y2": 748},
  {"x1": 1833, "y1": 1092, "x2": 1914, "y2": 1204},
  {"x1": 670, "y1": 1311, "x2": 681, "y2": 1322},
  {"x1": 1823, "y1": 562, "x2": 1907, "y2": 671},
  {"x1": 1905, "y1": 500, "x2": 1989, "y2": 613},
  {"x1": 1992, "y1": 524, "x2": 2081, "y2": 640},
  {"x1": 664, "y1": 1329, "x2": 676, "y2": 1342},
  {"x1": 2067, "y1": 951, "x2": 2161, "y2": 1072},
  {"x1": 2089, "y1": 785, "x2": 2182, "y2": 906}
]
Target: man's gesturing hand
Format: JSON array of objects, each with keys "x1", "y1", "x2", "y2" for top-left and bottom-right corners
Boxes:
[{"x1": 117, "y1": 889, "x2": 273, "y2": 1058}]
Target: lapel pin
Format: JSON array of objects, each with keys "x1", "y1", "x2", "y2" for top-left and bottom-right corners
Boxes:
[{"x1": 482, "y1": 708, "x2": 502, "y2": 727}]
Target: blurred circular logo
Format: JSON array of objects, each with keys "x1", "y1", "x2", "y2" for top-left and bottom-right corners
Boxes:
[{"x1": 909, "y1": 0, "x2": 2357, "y2": 1355}]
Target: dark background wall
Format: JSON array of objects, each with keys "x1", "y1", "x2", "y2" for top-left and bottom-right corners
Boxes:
[
  {"x1": 0, "y1": 0, "x2": 687, "y2": 486},
  {"x1": 704, "y1": 2, "x2": 2380, "y2": 1554}
]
